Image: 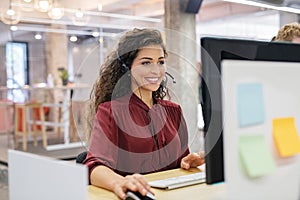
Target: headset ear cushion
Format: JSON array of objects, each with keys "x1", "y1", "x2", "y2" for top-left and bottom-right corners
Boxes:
[{"x1": 121, "y1": 63, "x2": 129, "y2": 73}]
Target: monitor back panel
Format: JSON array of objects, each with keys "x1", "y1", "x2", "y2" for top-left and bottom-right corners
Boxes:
[
  {"x1": 222, "y1": 60, "x2": 300, "y2": 200},
  {"x1": 8, "y1": 150, "x2": 88, "y2": 200}
]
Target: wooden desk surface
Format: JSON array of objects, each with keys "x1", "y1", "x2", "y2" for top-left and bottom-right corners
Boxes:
[{"x1": 87, "y1": 168, "x2": 226, "y2": 200}]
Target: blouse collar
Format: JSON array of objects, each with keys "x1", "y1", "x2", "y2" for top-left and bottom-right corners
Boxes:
[{"x1": 129, "y1": 92, "x2": 158, "y2": 111}]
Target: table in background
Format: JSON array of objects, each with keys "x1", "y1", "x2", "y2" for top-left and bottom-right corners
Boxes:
[
  {"x1": 0, "y1": 84, "x2": 90, "y2": 151},
  {"x1": 87, "y1": 168, "x2": 226, "y2": 200},
  {"x1": 34, "y1": 85, "x2": 89, "y2": 150}
]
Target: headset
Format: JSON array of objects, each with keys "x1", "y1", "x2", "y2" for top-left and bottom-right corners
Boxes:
[
  {"x1": 165, "y1": 72, "x2": 176, "y2": 84},
  {"x1": 116, "y1": 50, "x2": 176, "y2": 84},
  {"x1": 116, "y1": 50, "x2": 129, "y2": 73}
]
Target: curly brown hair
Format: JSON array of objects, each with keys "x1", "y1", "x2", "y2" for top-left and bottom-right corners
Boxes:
[
  {"x1": 274, "y1": 22, "x2": 300, "y2": 42},
  {"x1": 87, "y1": 28, "x2": 168, "y2": 134}
]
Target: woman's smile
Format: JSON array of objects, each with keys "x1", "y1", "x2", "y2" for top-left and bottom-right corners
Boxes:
[{"x1": 144, "y1": 77, "x2": 160, "y2": 84}]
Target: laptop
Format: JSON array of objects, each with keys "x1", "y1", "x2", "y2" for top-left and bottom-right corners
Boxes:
[{"x1": 8, "y1": 150, "x2": 88, "y2": 200}]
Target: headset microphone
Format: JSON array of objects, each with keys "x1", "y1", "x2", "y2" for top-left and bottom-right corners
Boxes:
[{"x1": 165, "y1": 72, "x2": 176, "y2": 84}]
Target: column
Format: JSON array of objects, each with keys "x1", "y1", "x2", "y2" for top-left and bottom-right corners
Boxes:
[
  {"x1": 44, "y1": 25, "x2": 69, "y2": 134},
  {"x1": 45, "y1": 24, "x2": 68, "y2": 85},
  {"x1": 164, "y1": 0, "x2": 199, "y2": 152}
]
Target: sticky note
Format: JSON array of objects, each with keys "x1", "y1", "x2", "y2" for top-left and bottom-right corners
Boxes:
[
  {"x1": 272, "y1": 117, "x2": 300, "y2": 157},
  {"x1": 239, "y1": 134, "x2": 276, "y2": 178},
  {"x1": 237, "y1": 83, "x2": 265, "y2": 127}
]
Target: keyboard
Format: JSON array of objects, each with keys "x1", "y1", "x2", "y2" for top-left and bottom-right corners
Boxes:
[{"x1": 148, "y1": 172, "x2": 206, "y2": 190}]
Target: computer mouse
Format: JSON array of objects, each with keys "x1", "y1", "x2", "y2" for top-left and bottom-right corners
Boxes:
[{"x1": 125, "y1": 190, "x2": 156, "y2": 200}]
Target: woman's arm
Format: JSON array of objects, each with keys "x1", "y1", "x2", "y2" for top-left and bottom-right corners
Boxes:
[
  {"x1": 90, "y1": 165, "x2": 152, "y2": 200},
  {"x1": 175, "y1": 105, "x2": 205, "y2": 169},
  {"x1": 180, "y1": 151, "x2": 205, "y2": 169},
  {"x1": 86, "y1": 103, "x2": 151, "y2": 199}
]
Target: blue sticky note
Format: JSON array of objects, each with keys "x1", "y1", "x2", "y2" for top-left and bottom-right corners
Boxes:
[{"x1": 237, "y1": 83, "x2": 265, "y2": 127}]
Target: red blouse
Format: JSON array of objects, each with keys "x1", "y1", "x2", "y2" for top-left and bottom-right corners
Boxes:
[{"x1": 83, "y1": 93, "x2": 189, "y2": 177}]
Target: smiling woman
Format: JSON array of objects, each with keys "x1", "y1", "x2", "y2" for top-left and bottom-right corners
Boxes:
[{"x1": 83, "y1": 28, "x2": 205, "y2": 200}]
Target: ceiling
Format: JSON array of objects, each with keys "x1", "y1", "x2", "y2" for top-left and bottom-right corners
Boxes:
[
  {"x1": 0, "y1": 0, "x2": 263, "y2": 29},
  {"x1": 0, "y1": 0, "x2": 299, "y2": 43}
]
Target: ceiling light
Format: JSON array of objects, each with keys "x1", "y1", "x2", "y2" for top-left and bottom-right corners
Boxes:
[
  {"x1": 34, "y1": 0, "x2": 52, "y2": 12},
  {"x1": 1, "y1": 1, "x2": 20, "y2": 25},
  {"x1": 6, "y1": 9, "x2": 16, "y2": 16},
  {"x1": 70, "y1": 35, "x2": 78, "y2": 42},
  {"x1": 47, "y1": 0, "x2": 64, "y2": 19},
  {"x1": 34, "y1": 33, "x2": 42, "y2": 40},
  {"x1": 75, "y1": 10, "x2": 84, "y2": 18},
  {"x1": 24, "y1": 0, "x2": 32, "y2": 2},
  {"x1": 92, "y1": 31, "x2": 100, "y2": 37},
  {"x1": 10, "y1": 26, "x2": 18, "y2": 31},
  {"x1": 48, "y1": 7, "x2": 64, "y2": 19}
]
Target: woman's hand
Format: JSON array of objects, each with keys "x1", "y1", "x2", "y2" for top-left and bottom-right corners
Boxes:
[
  {"x1": 181, "y1": 151, "x2": 205, "y2": 170},
  {"x1": 112, "y1": 173, "x2": 153, "y2": 200}
]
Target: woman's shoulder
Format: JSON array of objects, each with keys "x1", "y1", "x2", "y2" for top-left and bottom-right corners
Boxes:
[
  {"x1": 96, "y1": 100, "x2": 123, "y2": 117},
  {"x1": 98, "y1": 96, "x2": 129, "y2": 109},
  {"x1": 98, "y1": 101, "x2": 111, "y2": 108},
  {"x1": 157, "y1": 99, "x2": 181, "y2": 110}
]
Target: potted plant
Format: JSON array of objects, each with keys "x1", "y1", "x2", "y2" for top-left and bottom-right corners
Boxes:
[{"x1": 58, "y1": 68, "x2": 69, "y2": 86}]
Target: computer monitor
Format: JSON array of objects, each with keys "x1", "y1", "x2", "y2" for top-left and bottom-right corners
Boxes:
[{"x1": 201, "y1": 37, "x2": 300, "y2": 184}]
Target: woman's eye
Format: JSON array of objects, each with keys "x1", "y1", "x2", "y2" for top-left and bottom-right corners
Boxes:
[
  {"x1": 158, "y1": 60, "x2": 165, "y2": 65},
  {"x1": 142, "y1": 61, "x2": 151, "y2": 65}
]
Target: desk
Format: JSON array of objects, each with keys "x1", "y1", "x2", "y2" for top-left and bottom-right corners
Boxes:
[{"x1": 87, "y1": 168, "x2": 226, "y2": 200}]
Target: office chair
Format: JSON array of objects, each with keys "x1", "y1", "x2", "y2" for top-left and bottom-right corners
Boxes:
[{"x1": 76, "y1": 151, "x2": 87, "y2": 164}]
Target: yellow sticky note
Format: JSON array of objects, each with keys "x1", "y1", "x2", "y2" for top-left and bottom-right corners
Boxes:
[{"x1": 272, "y1": 117, "x2": 300, "y2": 157}]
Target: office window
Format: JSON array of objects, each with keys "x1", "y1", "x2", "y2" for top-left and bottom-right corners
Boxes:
[
  {"x1": 6, "y1": 42, "x2": 29, "y2": 102},
  {"x1": 197, "y1": 10, "x2": 280, "y2": 41}
]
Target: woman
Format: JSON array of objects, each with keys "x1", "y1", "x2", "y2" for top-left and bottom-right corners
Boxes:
[
  {"x1": 274, "y1": 22, "x2": 300, "y2": 43},
  {"x1": 83, "y1": 28, "x2": 205, "y2": 199}
]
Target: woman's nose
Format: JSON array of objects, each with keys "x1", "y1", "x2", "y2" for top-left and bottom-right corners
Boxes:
[{"x1": 150, "y1": 64, "x2": 160, "y2": 74}]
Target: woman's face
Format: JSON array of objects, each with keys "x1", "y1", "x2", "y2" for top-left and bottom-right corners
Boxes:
[{"x1": 130, "y1": 45, "x2": 166, "y2": 94}]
